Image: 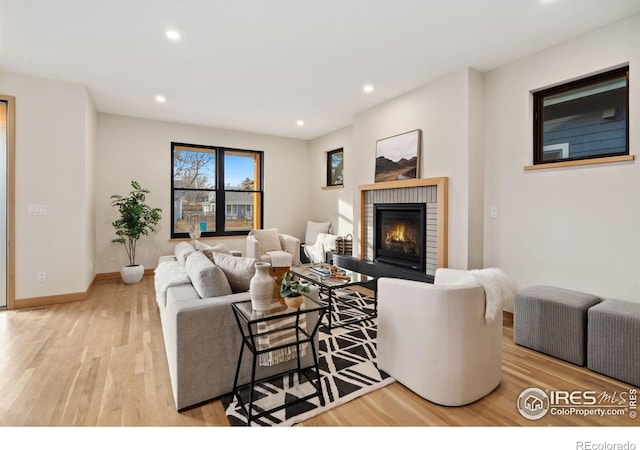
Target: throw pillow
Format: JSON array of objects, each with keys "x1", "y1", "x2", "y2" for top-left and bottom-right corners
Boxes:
[
  {"x1": 175, "y1": 242, "x2": 196, "y2": 266},
  {"x1": 305, "y1": 220, "x2": 331, "y2": 245},
  {"x1": 185, "y1": 251, "x2": 232, "y2": 298},
  {"x1": 252, "y1": 228, "x2": 282, "y2": 252},
  {"x1": 196, "y1": 241, "x2": 232, "y2": 255},
  {"x1": 210, "y1": 252, "x2": 257, "y2": 293}
]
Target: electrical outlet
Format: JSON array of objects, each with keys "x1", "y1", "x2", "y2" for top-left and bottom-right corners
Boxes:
[{"x1": 38, "y1": 271, "x2": 47, "y2": 282}]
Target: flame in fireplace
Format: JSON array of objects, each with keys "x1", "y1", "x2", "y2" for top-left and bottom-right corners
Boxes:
[{"x1": 385, "y1": 224, "x2": 417, "y2": 245}]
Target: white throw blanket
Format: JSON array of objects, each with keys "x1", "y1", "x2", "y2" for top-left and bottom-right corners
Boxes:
[
  {"x1": 456, "y1": 268, "x2": 518, "y2": 323},
  {"x1": 304, "y1": 233, "x2": 338, "y2": 264},
  {"x1": 265, "y1": 250, "x2": 293, "y2": 267},
  {"x1": 154, "y1": 260, "x2": 190, "y2": 307}
]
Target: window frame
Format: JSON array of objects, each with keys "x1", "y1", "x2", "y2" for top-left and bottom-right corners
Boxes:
[
  {"x1": 533, "y1": 66, "x2": 629, "y2": 165},
  {"x1": 326, "y1": 147, "x2": 344, "y2": 187},
  {"x1": 170, "y1": 142, "x2": 263, "y2": 239}
]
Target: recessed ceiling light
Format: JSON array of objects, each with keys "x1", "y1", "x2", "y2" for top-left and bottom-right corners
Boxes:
[
  {"x1": 363, "y1": 84, "x2": 374, "y2": 93},
  {"x1": 155, "y1": 95, "x2": 166, "y2": 103},
  {"x1": 539, "y1": 0, "x2": 556, "y2": 4},
  {"x1": 165, "y1": 29, "x2": 181, "y2": 41},
  {"x1": 296, "y1": 120, "x2": 304, "y2": 126}
]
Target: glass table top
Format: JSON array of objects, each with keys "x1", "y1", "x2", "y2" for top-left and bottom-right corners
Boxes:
[
  {"x1": 233, "y1": 295, "x2": 324, "y2": 323},
  {"x1": 290, "y1": 263, "x2": 375, "y2": 288}
]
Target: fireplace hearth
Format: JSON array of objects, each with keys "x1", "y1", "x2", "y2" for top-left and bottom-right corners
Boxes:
[{"x1": 373, "y1": 203, "x2": 426, "y2": 272}]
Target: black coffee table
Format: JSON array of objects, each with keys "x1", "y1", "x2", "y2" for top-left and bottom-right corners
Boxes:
[{"x1": 289, "y1": 264, "x2": 377, "y2": 330}]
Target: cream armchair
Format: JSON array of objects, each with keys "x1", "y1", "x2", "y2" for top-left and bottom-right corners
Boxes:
[
  {"x1": 246, "y1": 228, "x2": 301, "y2": 266},
  {"x1": 377, "y1": 268, "x2": 503, "y2": 406}
]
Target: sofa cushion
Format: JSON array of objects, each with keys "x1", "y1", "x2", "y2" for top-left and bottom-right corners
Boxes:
[
  {"x1": 201, "y1": 247, "x2": 232, "y2": 263},
  {"x1": 196, "y1": 241, "x2": 232, "y2": 255},
  {"x1": 252, "y1": 228, "x2": 282, "y2": 252},
  {"x1": 185, "y1": 251, "x2": 232, "y2": 298},
  {"x1": 209, "y1": 252, "x2": 257, "y2": 293},
  {"x1": 175, "y1": 242, "x2": 196, "y2": 266}
]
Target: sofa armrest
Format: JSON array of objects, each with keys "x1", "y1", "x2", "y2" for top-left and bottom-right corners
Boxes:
[
  {"x1": 246, "y1": 234, "x2": 261, "y2": 260},
  {"x1": 280, "y1": 234, "x2": 301, "y2": 265},
  {"x1": 434, "y1": 268, "x2": 472, "y2": 286}
]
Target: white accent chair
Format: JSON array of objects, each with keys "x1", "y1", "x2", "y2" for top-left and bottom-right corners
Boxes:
[
  {"x1": 246, "y1": 228, "x2": 300, "y2": 266},
  {"x1": 377, "y1": 268, "x2": 503, "y2": 406}
]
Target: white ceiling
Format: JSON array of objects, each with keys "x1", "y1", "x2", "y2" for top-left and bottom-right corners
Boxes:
[{"x1": 1, "y1": 0, "x2": 640, "y2": 140}]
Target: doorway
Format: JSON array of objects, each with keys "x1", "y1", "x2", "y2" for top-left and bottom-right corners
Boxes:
[{"x1": 0, "y1": 95, "x2": 15, "y2": 309}]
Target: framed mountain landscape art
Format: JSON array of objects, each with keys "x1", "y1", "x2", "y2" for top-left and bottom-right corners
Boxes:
[{"x1": 375, "y1": 129, "x2": 421, "y2": 182}]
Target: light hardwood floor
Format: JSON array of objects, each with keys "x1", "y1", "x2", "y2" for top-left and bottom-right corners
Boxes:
[{"x1": 0, "y1": 276, "x2": 637, "y2": 427}]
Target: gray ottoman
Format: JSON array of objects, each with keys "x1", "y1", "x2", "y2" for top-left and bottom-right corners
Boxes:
[
  {"x1": 588, "y1": 299, "x2": 640, "y2": 387},
  {"x1": 514, "y1": 285, "x2": 602, "y2": 366}
]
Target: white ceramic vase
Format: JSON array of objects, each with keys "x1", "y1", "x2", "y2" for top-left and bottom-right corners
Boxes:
[
  {"x1": 250, "y1": 262, "x2": 275, "y2": 311},
  {"x1": 121, "y1": 265, "x2": 145, "y2": 284}
]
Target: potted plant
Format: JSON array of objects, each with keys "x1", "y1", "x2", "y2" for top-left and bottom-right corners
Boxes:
[
  {"x1": 111, "y1": 181, "x2": 162, "y2": 284},
  {"x1": 279, "y1": 272, "x2": 311, "y2": 308}
]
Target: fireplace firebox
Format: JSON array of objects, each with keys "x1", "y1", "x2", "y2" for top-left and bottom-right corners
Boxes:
[{"x1": 373, "y1": 203, "x2": 426, "y2": 272}]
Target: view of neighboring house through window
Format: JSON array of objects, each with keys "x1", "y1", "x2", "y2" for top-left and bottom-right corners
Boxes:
[
  {"x1": 533, "y1": 66, "x2": 629, "y2": 164},
  {"x1": 327, "y1": 148, "x2": 344, "y2": 186},
  {"x1": 171, "y1": 142, "x2": 263, "y2": 238}
]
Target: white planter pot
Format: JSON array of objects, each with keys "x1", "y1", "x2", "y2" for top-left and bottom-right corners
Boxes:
[
  {"x1": 121, "y1": 265, "x2": 145, "y2": 284},
  {"x1": 249, "y1": 262, "x2": 275, "y2": 311}
]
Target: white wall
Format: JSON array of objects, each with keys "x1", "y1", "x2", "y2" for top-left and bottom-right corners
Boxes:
[
  {"x1": 96, "y1": 114, "x2": 310, "y2": 274},
  {"x1": 0, "y1": 72, "x2": 95, "y2": 299},
  {"x1": 307, "y1": 126, "x2": 354, "y2": 237},
  {"x1": 483, "y1": 14, "x2": 640, "y2": 302},
  {"x1": 349, "y1": 67, "x2": 484, "y2": 268}
]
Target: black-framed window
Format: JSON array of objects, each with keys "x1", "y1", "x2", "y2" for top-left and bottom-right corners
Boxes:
[
  {"x1": 533, "y1": 66, "x2": 629, "y2": 165},
  {"x1": 171, "y1": 142, "x2": 263, "y2": 238},
  {"x1": 326, "y1": 148, "x2": 344, "y2": 186}
]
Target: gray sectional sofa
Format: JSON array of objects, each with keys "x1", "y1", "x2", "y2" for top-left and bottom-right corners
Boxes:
[{"x1": 154, "y1": 241, "x2": 318, "y2": 411}]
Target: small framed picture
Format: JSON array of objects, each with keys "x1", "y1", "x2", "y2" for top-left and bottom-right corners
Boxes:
[{"x1": 375, "y1": 129, "x2": 421, "y2": 182}]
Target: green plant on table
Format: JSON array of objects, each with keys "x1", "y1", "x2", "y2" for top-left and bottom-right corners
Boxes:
[{"x1": 279, "y1": 272, "x2": 311, "y2": 297}]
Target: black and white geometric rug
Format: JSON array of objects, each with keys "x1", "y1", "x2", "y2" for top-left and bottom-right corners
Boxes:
[{"x1": 221, "y1": 289, "x2": 395, "y2": 426}]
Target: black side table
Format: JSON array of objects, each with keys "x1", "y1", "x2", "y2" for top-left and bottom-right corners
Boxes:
[{"x1": 230, "y1": 296, "x2": 326, "y2": 426}]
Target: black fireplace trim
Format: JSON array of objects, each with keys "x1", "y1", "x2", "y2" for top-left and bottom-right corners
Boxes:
[{"x1": 373, "y1": 202, "x2": 426, "y2": 273}]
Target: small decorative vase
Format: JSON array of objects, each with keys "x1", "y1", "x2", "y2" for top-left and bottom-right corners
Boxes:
[
  {"x1": 121, "y1": 265, "x2": 144, "y2": 284},
  {"x1": 250, "y1": 262, "x2": 275, "y2": 311}
]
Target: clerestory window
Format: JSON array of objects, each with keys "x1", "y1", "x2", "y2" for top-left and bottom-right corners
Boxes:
[
  {"x1": 533, "y1": 66, "x2": 629, "y2": 165},
  {"x1": 326, "y1": 148, "x2": 344, "y2": 187}
]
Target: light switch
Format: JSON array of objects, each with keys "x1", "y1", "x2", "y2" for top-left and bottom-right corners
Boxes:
[
  {"x1": 490, "y1": 207, "x2": 498, "y2": 219},
  {"x1": 28, "y1": 204, "x2": 48, "y2": 215}
]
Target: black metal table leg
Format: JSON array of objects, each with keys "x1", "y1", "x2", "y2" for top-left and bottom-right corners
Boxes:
[{"x1": 247, "y1": 351, "x2": 258, "y2": 426}]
